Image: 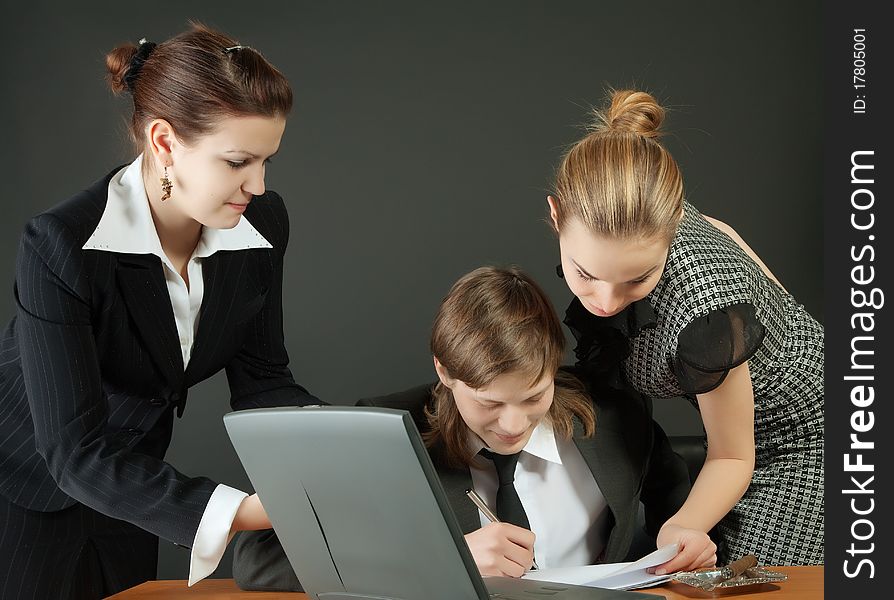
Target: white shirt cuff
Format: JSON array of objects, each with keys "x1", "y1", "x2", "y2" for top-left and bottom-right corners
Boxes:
[{"x1": 187, "y1": 484, "x2": 249, "y2": 586}]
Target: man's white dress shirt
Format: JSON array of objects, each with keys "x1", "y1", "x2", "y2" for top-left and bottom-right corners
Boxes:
[{"x1": 468, "y1": 421, "x2": 611, "y2": 568}]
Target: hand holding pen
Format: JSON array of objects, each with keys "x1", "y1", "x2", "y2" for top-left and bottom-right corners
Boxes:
[{"x1": 464, "y1": 488, "x2": 539, "y2": 575}]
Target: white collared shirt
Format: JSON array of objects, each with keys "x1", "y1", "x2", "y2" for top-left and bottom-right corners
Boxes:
[
  {"x1": 468, "y1": 421, "x2": 610, "y2": 568},
  {"x1": 83, "y1": 154, "x2": 272, "y2": 366},
  {"x1": 83, "y1": 154, "x2": 272, "y2": 585}
]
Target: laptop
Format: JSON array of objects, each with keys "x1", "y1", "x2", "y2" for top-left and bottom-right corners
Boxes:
[{"x1": 224, "y1": 405, "x2": 663, "y2": 600}]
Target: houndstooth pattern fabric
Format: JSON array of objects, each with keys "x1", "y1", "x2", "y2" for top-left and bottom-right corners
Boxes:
[{"x1": 626, "y1": 202, "x2": 824, "y2": 565}]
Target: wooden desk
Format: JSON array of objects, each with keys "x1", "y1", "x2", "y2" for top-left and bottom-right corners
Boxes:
[
  {"x1": 107, "y1": 566, "x2": 822, "y2": 599},
  {"x1": 637, "y1": 566, "x2": 822, "y2": 599}
]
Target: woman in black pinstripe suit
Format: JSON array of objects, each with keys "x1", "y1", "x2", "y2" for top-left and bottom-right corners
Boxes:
[{"x1": 0, "y1": 24, "x2": 318, "y2": 599}]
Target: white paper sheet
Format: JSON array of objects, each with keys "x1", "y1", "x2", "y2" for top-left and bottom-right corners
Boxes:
[{"x1": 522, "y1": 543, "x2": 679, "y2": 590}]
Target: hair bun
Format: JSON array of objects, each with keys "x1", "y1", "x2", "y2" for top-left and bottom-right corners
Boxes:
[
  {"x1": 105, "y1": 42, "x2": 140, "y2": 95},
  {"x1": 596, "y1": 90, "x2": 665, "y2": 139}
]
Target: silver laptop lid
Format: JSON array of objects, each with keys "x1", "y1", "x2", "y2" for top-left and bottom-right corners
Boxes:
[
  {"x1": 224, "y1": 405, "x2": 487, "y2": 600},
  {"x1": 225, "y1": 406, "x2": 659, "y2": 600}
]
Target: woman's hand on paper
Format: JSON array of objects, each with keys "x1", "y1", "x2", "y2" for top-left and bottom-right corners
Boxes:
[
  {"x1": 653, "y1": 523, "x2": 717, "y2": 574},
  {"x1": 465, "y1": 522, "x2": 535, "y2": 578}
]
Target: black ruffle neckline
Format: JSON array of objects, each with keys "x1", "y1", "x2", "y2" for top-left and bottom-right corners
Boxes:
[
  {"x1": 564, "y1": 296, "x2": 658, "y2": 339},
  {"x1": 563, "y1": 297, "x2": 658, "y2": 391}
]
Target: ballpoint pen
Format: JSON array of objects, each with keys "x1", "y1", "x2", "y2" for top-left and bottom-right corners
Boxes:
[{"x1": 465, "y1": 488, "x2": 539, "y2": 570}]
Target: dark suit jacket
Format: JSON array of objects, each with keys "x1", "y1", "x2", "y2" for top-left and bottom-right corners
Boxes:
[
  {"x1": 0, "y1": 166, "x2": 318, "y2": 547},
  {"x1": 232, "y1": 372, "x2": 691, "y2": 591}
]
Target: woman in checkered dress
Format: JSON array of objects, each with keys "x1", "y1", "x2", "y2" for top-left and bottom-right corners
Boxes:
[{"x1": 547, "y1": 89, "x2": 823, "y2": 567}]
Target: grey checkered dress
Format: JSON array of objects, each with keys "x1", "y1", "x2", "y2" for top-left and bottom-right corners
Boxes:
[{"x1": 564, "y1": 201, "x2": 824, "y2": 565}]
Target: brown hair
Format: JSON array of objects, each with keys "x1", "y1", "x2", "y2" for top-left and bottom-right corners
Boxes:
[
  {"x1": 105, "y1": 23, "x2": 293, "y2": 151},
  {"x1": 551, "y1": 89, "x2": 684, "y2": 242},
  {"x1": 426, "y1": 266, "x2": 596, "y2": 467}
]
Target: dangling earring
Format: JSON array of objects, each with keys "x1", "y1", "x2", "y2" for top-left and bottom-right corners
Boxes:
[{"x1": 160, "y1": 166, "x2": 173, "y2": 201}]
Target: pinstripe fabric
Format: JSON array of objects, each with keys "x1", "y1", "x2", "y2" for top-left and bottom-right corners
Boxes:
[
  {"x1": 0, "y1": 166, "x2": 318, "y2": 595},
  {"x1": 0, "y1": 494, "x2": 157, "y2": 599}
]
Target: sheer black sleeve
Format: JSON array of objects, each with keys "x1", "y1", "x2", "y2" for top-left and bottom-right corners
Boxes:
[{"x1": 671, "y1": 303, "x2": 766, "y2": 395}]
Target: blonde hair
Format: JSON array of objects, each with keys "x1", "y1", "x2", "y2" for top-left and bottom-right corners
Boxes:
[
  {"x1": 426, "y1": 266, "x2": 596, "y2": 467},
  {"x1": 551, "y1": 89, "x2": 684, "y2": 242}
]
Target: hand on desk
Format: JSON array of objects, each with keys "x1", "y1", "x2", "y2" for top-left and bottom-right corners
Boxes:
[
  {"x1": 230, "y1": 493, "x2": 272, "y2": 535},
  {"x1": 465, "y1": 522, "x2": 536, "y2": 578},
  {"x1": 653, "y1": 523, "x2": 717, "y2": 575}
]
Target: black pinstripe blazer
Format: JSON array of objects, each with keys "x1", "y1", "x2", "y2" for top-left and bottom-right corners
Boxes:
[{"x1": 0, "y1": 166, "x2": 318, "y2": 547}]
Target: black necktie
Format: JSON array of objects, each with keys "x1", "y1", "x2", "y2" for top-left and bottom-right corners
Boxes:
[{"x1": 479, "y1": 449, "x2": 531, "y2": 531}]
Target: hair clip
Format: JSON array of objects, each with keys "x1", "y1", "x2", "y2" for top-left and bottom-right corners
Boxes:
[
  {"x1": 223, "y1": 45, "x2": 250, "y2": 54},
  {"x1": 124, "y1": 38, "x2": 157, "y2": 91}
]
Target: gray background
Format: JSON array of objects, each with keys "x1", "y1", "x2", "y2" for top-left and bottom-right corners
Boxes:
[{"x1": 0, "y1": 0, "x2": 821, "y2": 581}]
